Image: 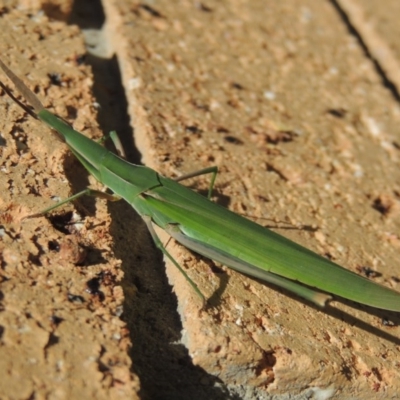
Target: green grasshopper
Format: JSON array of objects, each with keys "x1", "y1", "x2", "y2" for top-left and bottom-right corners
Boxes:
[{"x1": 1, "y1": 58, "x2": 400, "y2": 311}]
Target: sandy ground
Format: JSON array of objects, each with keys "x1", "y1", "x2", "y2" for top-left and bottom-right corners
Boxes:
[{"x1": 1, "y1": 1, "x2": 400, "y2": 399}]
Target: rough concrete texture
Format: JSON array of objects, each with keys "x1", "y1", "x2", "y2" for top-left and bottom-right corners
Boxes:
[{"x1": 1, "y1": 0, "x2": 400, "y2": 399}]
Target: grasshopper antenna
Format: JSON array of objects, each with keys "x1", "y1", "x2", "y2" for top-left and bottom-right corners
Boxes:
[{"x1": 0, "y1": 58, "x2": 44, "y2": 115}]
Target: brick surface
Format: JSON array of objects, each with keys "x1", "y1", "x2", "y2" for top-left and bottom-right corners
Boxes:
[{"x1": 1, "y1": 1, "x2": 400, "y2": 399}]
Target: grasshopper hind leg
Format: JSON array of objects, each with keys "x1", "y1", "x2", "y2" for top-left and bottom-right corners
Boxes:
[{"x1": 142, "y1": 215, "x2": 206, "y2": 306}]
